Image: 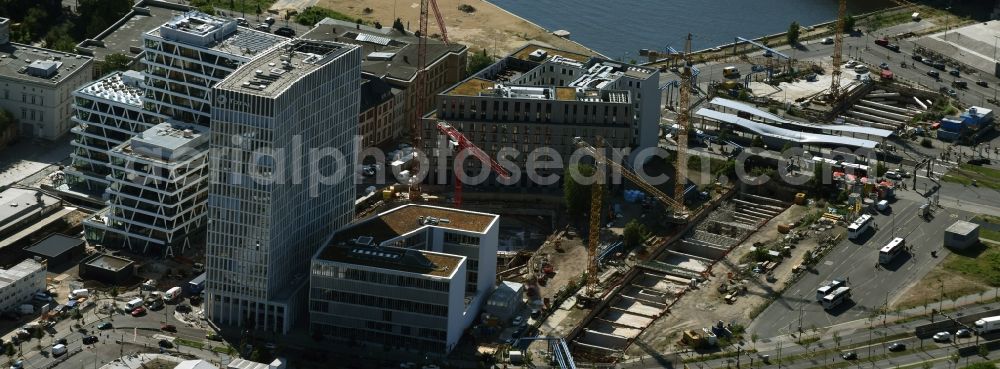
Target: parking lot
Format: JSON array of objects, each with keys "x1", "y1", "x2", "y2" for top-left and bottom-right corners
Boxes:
[{"x1": 750, "y1": 196, "x2": 978, "y2": 337}]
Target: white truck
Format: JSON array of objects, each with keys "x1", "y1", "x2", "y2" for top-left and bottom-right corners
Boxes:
[
  {"x1": 975, "y1": 315, "x2": 1000, "y2": 334},
  {"x1": 70, "y1": 289, "x2": 90, "y2": 299},
  {"x1": 164, "y1": 287, "x2": 183, "y2": 302},
  {"x1": 51, "y1": 344, "x2": 67, "y2": 357}
]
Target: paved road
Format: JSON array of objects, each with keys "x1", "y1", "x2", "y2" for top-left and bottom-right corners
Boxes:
[{"x1": 749, "y1": 196, "x2": 977, "y2": 338}]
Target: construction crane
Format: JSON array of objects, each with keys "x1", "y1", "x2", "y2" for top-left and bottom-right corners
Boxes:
[
  {"x1": 435, "y1": 121, "x2": 511, "y2": 207},
  {"x1": 829, "y1": 0, "x2": 847, "y2": 102},
  {"x1": 573, "y1": 137, "x2": 688, "y2": 304},
  {"x1": 410, "y1": 0, "x2": 450, "y2": 198},
  {"x1": 674, "y1": 34, "x2": 692, "y2": 213}
]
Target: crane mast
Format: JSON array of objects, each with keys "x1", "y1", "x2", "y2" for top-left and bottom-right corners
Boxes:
[
  {"x1": 830, "y1": 0, "x2": 847, "y2": 101},
  {"x1": 674, "y1": 34, "x2": 692, "y2": 212}
]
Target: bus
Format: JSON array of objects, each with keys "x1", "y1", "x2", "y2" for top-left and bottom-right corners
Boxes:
[
  {"x1": 847, "y1": 214, "x2": 874, "y2": 240},
  {"x1": 822, "y1": 286, "x2": 852, "y2": 310},
  {"x1": 815, "y1": 279, "x2": 847, "y2": 302},
  {"x1": 879, "y1": 237, "x2": 906, "y2": 264}
]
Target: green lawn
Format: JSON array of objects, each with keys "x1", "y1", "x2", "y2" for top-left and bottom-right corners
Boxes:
[
  {"x1": 174, "y1": 338, "x2": 204, "y2": 350},
  {"x1": 942, "y1": 164, "x2": 1000, "y2": 190},
  {"x1": 943, "y1": 216, "x2": 1000, "y2": 286}
]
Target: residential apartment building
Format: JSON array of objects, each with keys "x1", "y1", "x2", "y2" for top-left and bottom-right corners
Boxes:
[
  {"x1": 309, "y1": 204, "x2": 499, "y2": 354},
  {"x1": 83, "y1": 122, "x2": 210, "y2": 257},
  {"x1": 67, "y1": 71, "x2": 163, "y2": 192},
  {"x1": 206, "y1": 39, "x2": 361, "y2": 333},
  {"x1": 423, "y1": 44, "x2": 661, "y2": 187},
  {"x1": 0, "y1": 17, "x2": 93, "y2": 140},
  {"x1": 0, "y1": 259, "x2": 46, "y2": 314},
  {"x1": 142, "y1": 11, "x2": 286, "y2": 125},
  {"x1": 301, "y1": 18, "x2": 468, "y2": 148}
]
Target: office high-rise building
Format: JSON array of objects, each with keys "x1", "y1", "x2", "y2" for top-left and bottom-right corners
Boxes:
[{"x1": 206, "y1": 39, "x2": 361, "y2": 333}]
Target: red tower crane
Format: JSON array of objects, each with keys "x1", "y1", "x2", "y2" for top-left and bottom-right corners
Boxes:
[
  {"x1": 435, "y1": 122, "x2": 511, "y2": 207},
  {"x1": 409, "y1": 0, "x2": 450, "y2": 199}
]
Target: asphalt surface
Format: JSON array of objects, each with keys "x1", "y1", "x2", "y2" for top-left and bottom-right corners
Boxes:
[{"x1": 749, "y1": 196, "x2": 977, "y2": 338}]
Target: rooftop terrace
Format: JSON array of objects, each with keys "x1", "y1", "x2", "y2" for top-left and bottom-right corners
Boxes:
[
  {"x1": 317, "y1": 245, "x2": 463, "y2": 278},
  {"x1": 113, "y1": 122, "x2": 209, "y2": 162},
  {"x1": 215, "y1": 39, "x2": 354, "y2": 97},
  {"x1": 146, "y1": 11, "x2": 285, "y2": 57},
  {"x1": 332, "y1": 204, "x2": 497, "y2": 246},
  {"x1": 512, "y1": 45, "x2": 590, "y2": 63},
  {"x1": 74, "y1": 70, "x2": 144, "y2": 106}
]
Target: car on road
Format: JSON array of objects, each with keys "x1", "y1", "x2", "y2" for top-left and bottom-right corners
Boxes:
[
  {"x1": 822, "y1": 37, "x2": 834, "y2": 45},
  {"x1": 131, "y1": 306, "x2": 146, "y2": 317},
  {"x1": 888, "y1": 342, "x2": 906, "y2": 351},
  {"x1": 968, "y1": 158, "x2": 991, "y2": 165},
  {"x1": 82, "y1": 335, "x2": 98, "y2": 344},
  {"x1": 763, "y1": 50, "x2": 773, "y2": 57},
  {"x1": 977, "y1": 80, "x2": 989, "y2": 87},
  {"x1": 886, "y1": 44, "x2": 900, "y2": 52},
  {"x1": 947, "y1": 89, "x2": 958, "y2": 98},
  {"x1": 256, "y1": 24, "x2": 270, "y2": 32},
  {"x1": 274, "y1": 27, "x2": 296, "y2": 37},
  {"x1": 161, "y1": 324, "x2": 176, "y2": 332},
  {"x1": 158, "y1": 339, "x2": 173, "y2": 349},
  {"x1": 97, "y1": 322, "x2": 112, "y2": 330},
  {"x1": 235, "y1": 18, "x2": 249, "y2": 27},
  {"x1": 11, "y1": 360, "x2": 23, "y2": 369},
  {"x1": 841, "y1": 351, "x2": 858, "y2": 360},
  {"x1": 956, "y1": 328, "x2": 972, "y2": 338},
  {"x1": 885, "y1": 171, "x2": 902, "y2": 180},
  {"x1": 949, "y1": 69, "x2": 961, "y2": 77},
  {"x1": 879, "y1": 62, "x2": 889, "y2": 70},
  {"x1": 875, "y1": 38, "x2": 889, "y2": 46},
  {"x1": 933, "y1": 331, "x2": 952, "y2": 342},
  {"x1": 912, "y1": 54, "x2": 923, "y2": 61},
  {"x1": 933, "y1": 62, "x2": 946, "y2": 70},
  {"x1": 927, "y1": 70, "x2": 940, "y2": 79}
]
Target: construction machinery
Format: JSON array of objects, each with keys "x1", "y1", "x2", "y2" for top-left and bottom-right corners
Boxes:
[
  {"x1": 829, "y1": 0, "x2": 847, "y2": 102},
  {"x1": 434, "y1": 121, "x2": 512, "y2": 207},
  {"x1": 410, "y1": 0, "x2": 450, "y2": 198},
  {"x1": 573, "y1": 137, "x2": 688, "y2": 305}
]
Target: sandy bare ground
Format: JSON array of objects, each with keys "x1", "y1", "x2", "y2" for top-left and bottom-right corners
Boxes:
[{"x1": 316, "y1": 0, "x2": 599, "y2": 58}]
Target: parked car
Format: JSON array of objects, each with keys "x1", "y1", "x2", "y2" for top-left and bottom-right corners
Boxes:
[
  {"x1": 977, "y1": 80, "x2": 989, "y2": 87},
  {"x1": 912, "y1": 54, "x2": 923, "y2": 61},
  {"x1": 854, "y1": 65, "x2": 868, "y2": 73},
  {"x1": 879, "y1": 62, "x2": 889, "y2": 70},
  {"x1": 97, "y1": 322, "x2": 113, "y2": 330},
  {"x1": 956, "y1": 328, "x2": 972, "y2": 338},
  {"x1": 886, "y1": 44, "x2": 900, "y2": 52},
  {"x1": 11, "y1": 360, "x2": 23, "y2": 369},
  {"x1": 949, "y1": 69, "x2": 961, "y2": 77},
  {"x1": 888, "y1": 342, "x2": 906, "y2": 351},
  {"x1": 256, "y1": 24, "x2": 270, "y2": 32},
  {"x1": 55, "y1": 338, "x2": 67, "y2": 345},
  {"x1": 158, "y1": 339, "x2": 173, "y2": 349},
  {"x1": 841, "y1": 351, "x2": 858, "y2": 360},
  {"x1": 82, "y1": 335, "x2": 98, "y2": 344},
  {"x1": 131, "y1": 306, "x2": 146, "y2": 317},
  {"x1": 969, "y1": 158, "x2": 991, "y2": 165},
  {"x1": 51, "y1": 344, "x2": 67, "y2": 357},
  {"x1": 275, "y1": 27, "x2": 296, "y2": 37},
  {"x1": 161, "y1": 324, "x2": 176, "y2": 332},
  {"x1": 933, "y1": 331, "x2": 951, "y2": 342},
  {"x1": 885, "y1": 171, "x2": 902, "y2": 180},
  {"x1": 952, "y1": 80, "x2": 968, "y2": 89},
  {"x1": 235, "y1": 18, "x2": 249, "y2": 27},
  {"x1": 927, "y1": 70, "x2": 940, "y2": 79},
  {"x1": 947, "y1": 89, "x2": 958, "y2": 98}
]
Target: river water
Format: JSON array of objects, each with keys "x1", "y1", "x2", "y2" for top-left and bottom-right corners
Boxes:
[{"x1": 488, "y1": 0, "x2": 896, "y2": 58}]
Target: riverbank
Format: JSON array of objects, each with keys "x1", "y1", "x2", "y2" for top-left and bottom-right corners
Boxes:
[{"x1": 316, "y1": 0, "x2": 601, "y2": 58}]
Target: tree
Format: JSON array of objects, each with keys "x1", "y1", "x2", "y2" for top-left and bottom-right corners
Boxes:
[
  {"x1": 45, "y1": 24, "x2": 77, "y2": 53},
  {"x1": 467, "y1": 49, "x2": 494, "y2": 76},
  {"x1": 978, "y1": 344, "x2": 990, "y2": 359},
  {"x1": 875, "y1": 163, "x2": 887, "y2": 177},
  {"x1": 96, "y1": 53, "x2": 134, "y2": 76},
  {"x1": 563, "y1": 164, "x2": 596, "y2": 217},
  {"x1": 843, "y1": 14, "x2": 857, "y2": 33},
  {"x1": 751, "y1": 333, "x2": 759, "y2": 350},
  {"x1": 77, "y1": 0, "x2": 134, "y2": 38},
  {"x1": 622, "y1": 219, "x2": 647, "y2": 249},
  {"x1": 787, "y1": 21, "x2": 800, "y2": 45},
  {"x1": 392, "y1": 18, "x2": 406, "y2": 33}
]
